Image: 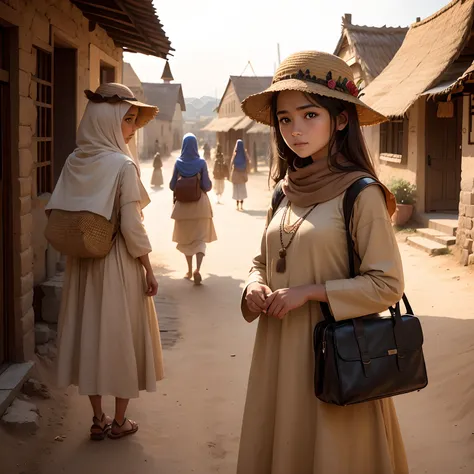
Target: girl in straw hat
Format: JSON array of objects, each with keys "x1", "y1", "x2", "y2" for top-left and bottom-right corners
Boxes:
[
  {"x1": 239, "y1": 51, "x2": 408, "y2": 474},
  {"x1": 46, "y1": 83, "x2": 164, "y2": 441}
]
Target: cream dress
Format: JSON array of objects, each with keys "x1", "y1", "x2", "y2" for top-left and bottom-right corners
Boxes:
[
  {"x1": 238, "y1": 185, "x2": 408, "y2": 474},
  {"x1": 171, "y1": 192, "x2": 217, "y2": 256},
  {"x1": 57, "y1": 162, "x2": 164, "y2": 399}
]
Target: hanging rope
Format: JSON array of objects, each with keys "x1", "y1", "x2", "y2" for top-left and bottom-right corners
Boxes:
[{"x1": 239, "y1": 61, "x2": 257, "y2": 77}]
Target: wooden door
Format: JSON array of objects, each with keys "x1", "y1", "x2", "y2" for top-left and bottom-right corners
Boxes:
[
  {"x1": 425, "y1": 99, "x2": 462, "y2": 212},
  {"x1": 0, "y1": 70, "x2": 5, "y2": 367},
  {"x1": 0, "y1": 27, "x2": 9, "y2": 365}
]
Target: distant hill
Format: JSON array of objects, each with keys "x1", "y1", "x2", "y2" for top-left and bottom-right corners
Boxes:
[{"x1": 184, "y1": 96, "x2": 219, "y2": 121}]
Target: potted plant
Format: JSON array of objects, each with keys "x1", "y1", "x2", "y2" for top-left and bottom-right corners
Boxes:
[{"x1": 386, "y1": 178, "x2": 417, "y2": 226}]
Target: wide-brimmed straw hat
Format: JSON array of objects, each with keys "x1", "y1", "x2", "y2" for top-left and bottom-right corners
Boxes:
[
  {"x1": 84, "y1": 83, "x2": 158, "y2": 128},
  {"x1": 242, "y1": 51, "x2": 386, "y2": 127}
]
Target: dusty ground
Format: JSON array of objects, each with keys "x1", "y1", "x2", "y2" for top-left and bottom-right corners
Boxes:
[{"x1": 2, "y1": 154, "x2": 474, "y2": 474}]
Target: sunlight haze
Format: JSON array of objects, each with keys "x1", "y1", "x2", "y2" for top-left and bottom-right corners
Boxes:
[{"x1": 127, "y1": 0, "x2": 447, "y2": 98}]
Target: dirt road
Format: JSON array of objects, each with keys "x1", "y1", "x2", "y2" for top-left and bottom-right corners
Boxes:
[{"x1": 3, "y1": 155, "x2": 474, "y2": 474}]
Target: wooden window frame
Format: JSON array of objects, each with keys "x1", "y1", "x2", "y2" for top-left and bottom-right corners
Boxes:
[
  {"x1": 379, "y1": 119, "x2": 408, "y2": 164},
  {"x1": 468, "y1": 93, "x2": 474, "y2": 145},
  {"x1": 33, "y1": 45, "x2": 54, "y2": 196},
  {"x1": 100, "y1": 60, "x2": 115, "y2": 84}
]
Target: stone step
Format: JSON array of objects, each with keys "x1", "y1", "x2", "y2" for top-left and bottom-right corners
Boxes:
[
  {"x1": 406, "y1": 236, "x2": 450, "y2": 256},
  {"x1": 416, "y1": 228, "x2": 456, "y2": 246},
  {"x1": 0, "y1": 362, "x2": 34, "y2": 417},
  {"x1": 428, "y1": 218, "x2": 458, "y2": 236}
]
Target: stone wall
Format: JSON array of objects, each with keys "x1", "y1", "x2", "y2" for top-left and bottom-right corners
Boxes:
[
  {"x1": 1, "y1": 0, "x2": 123, "y2": 360},
  {"x1": 457, "y1": 94, "x2": 474, "y2": 265}
]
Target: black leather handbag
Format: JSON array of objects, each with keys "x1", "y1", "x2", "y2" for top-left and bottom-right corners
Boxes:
[{"x1": 313, "y1": 178, "x2": 428, "y2": 406}]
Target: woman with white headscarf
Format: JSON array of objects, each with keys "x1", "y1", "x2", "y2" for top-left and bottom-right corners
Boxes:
[{"x1": 46, "y1": 83, "x2": 164, "y2": 441}]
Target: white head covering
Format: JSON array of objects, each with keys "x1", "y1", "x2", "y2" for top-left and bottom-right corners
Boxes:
[
  {"x1": 46, "y1": 100, "x2": 149, "y2": 219},
  {"x1": 76, "y1": 101, "x2": 131, "y2": 158}
]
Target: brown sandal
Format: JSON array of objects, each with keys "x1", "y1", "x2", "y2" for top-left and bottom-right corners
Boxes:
[
  {"x1": 90, "y1": 414, "x2": 112, "y2": 441},
  {"x1": 193, "y1": 271, "x2": 202, "y2": 286},
  {"x1": 108, "y1": 418, "x2": 139, "y2": 440}
]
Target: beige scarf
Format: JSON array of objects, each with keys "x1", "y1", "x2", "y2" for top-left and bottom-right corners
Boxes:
[
  {"x1": 282, "y1": 154, "x2": 396, "y2": 216},
  {"x1": 46, "y1": 101, "x2": 149, "y2": 220}
]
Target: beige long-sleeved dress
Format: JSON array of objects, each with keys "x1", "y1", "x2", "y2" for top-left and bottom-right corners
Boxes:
[
  {"x1": 171, "y1": 193, "x2": 217, "y2": 256},
  {"x1": 57, "y1": 162, "x2": 164, "y2": 399},
  {"x1": 238, "y1": 185, "x2": 408, "y2": 474}
]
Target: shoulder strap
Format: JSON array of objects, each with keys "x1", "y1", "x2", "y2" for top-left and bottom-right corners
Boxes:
[
  {"x1": 321, "y1": 177, "x2": 383, "y2": 322},
  {"x1": 342, "y1": 176, "x2": 412, "y2": 314},
  {"x1": 343, "y1": 177, "x2": 379, "y2": 278},
  {"x1": 271, "y1": 180, "x2": 285, "y2": 218}
]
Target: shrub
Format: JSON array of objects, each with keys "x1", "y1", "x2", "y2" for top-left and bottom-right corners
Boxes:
[{"x1": 386, "y1": 178, "x2": 417, "y2": 205}]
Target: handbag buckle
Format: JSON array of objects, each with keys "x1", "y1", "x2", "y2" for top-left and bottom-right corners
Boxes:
[{"x1": 388, "y1": 349, "x2": 398, "y2": 356}]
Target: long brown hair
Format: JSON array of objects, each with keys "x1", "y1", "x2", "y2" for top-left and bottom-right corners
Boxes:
[{"x1": 269, "y1": 92, "x2": 377, "y2": 184}]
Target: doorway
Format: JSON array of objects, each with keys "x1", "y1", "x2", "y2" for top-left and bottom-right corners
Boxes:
[
  {"x1": 0, "y1": 25, "x2": 13, "y2": 366},
  {"x1": 53, "y1": 42, "x2": 76, "y2": 186},
  {"x1": 425, "y1": 98, "x2": 462, "y2": 212}
]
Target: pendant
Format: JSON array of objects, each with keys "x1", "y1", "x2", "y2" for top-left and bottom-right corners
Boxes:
[{"x1": 276, "y1": 248, "x2": 287, "y2": 273}]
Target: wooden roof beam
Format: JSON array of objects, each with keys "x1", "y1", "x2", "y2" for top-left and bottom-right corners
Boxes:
[
  {"x1": 114, "y1": 0, "x2": 168, "y2": 51},
  {"x1": 71, "y1": 0, "x2": 127, "y2": 17}
]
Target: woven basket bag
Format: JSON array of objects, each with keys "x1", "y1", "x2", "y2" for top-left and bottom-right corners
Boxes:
[{"x1": 45, "y1": 193, "x2": 119, "y2": 259}]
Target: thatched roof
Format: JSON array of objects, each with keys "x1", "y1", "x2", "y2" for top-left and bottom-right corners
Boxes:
[
  {"x1": 202, "y1": 116, "x2": 244, "y2": 132},
  {"x1": 203, "y1": 76, "x2": 273, "y2": 133},
  {"x1": 334, "y1": 16, "x2": 408, "y2": 81},
  {"x1": 247, "y1": 122, "x2": 270, "y2": 134},
  {"x1": 230, "y1": 76, "x2": 273, "y2": 102},
  {"x1": 362, "y1": 0, "x2": 474, "y2": 118},
  {"x1": 71, "y1": 0, "x2": 173, "y2": 58},
  {"x1": 217, "y1": 76, "x2": 273, "y2": 114},
  {"x1": 142, "y1": 83, "x2": 186, "y2": 122}
]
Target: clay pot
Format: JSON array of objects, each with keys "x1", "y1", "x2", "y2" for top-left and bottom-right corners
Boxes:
[{"x1": 391, "y1": 204, "x2": 414, "y2": 227}]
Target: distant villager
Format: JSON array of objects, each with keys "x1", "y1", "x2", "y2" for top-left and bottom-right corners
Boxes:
[
  {"x1": 212, "y1": 143, "x2": 229, "y2": 204},
  {"x1": 203, "y1": 142, "x2": 211, "y2": 161},
  {"x1": 151, "y1": 152, "x2": 164, "y2": 188},
  {"x1": 230, "y1": 139, "x2": 250, "y2": 211}
]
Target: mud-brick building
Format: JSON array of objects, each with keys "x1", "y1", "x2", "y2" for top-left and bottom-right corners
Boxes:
[
  {"x1": 362, "y1": 0, "x2": 474, "y2": 263},
  {"x1": 0, "y1": 0, "x2": 172, "y2": 396},
  {"x1": 141, "y1": 62, "x2": 186, "y2": 159},
  {"x1": 334, "y1": 14, "x2": 408, "y2": 89},
  {"x1": 203, "y1": 76, "x2": 273, "y2": 167}
]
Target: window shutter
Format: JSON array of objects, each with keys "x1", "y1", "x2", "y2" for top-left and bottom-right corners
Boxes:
[{"x1": 380, "y1": 123, "x2": 388, "y2": 153}]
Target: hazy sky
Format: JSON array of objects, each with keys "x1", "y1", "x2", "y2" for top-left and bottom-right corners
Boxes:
[{"x1": 124, "y1": 0, "x2": 448, "y2": 99}]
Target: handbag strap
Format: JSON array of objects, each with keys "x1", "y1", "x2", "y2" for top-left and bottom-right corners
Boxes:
[
  {"x1": 320, "y1": 177, "x2": 413, "y2": 322},
  {"x1": 320, "y1": 177, "x2": 378, "y2": 322},
  {"x1": 270, "y1": 180, "x2": 285, "y2": 218}
]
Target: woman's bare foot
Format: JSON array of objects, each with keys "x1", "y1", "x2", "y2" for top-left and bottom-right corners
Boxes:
[
  {"x1": 108, "y1": 418, "x2": 139, "y2": 440},
  {"x1": 184, "y1": 272, "x2": 192, "y2": 280}
]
